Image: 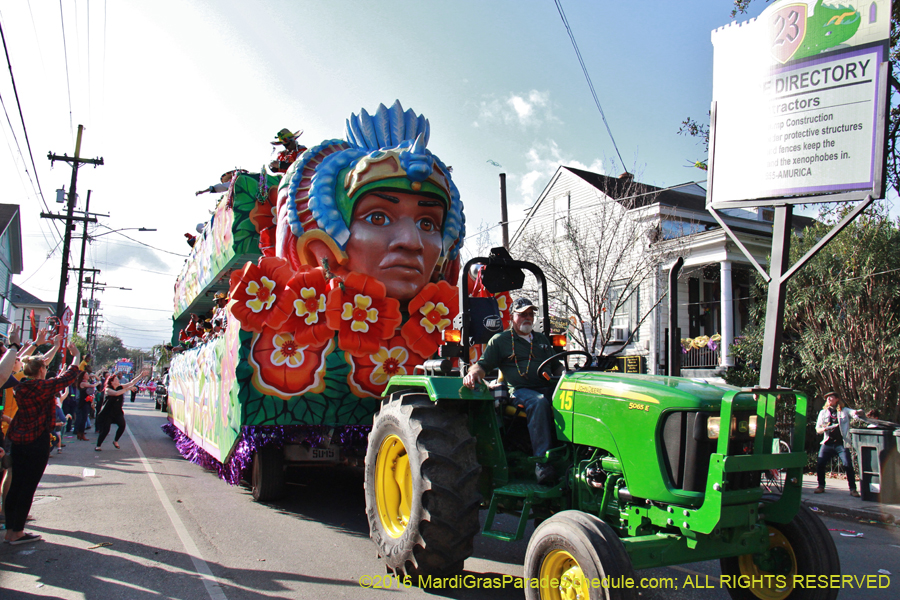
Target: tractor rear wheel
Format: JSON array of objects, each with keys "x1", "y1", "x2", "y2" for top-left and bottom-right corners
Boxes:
[
  {"x1": 524, "y1": 511, "x2": 637, "y2": 600},
  {"x1": 720, "y1": 498, "x2": 840, "y2": 600},
  {"x1": 364, "y1": 392, "x2": 481, "y2": 577},
  {"x1": 251, "y1": 446, "x2": 285, "y2": 502}
]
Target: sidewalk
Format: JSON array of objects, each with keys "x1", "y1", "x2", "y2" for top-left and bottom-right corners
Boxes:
[{"x1": 800, "y1": 473, "x2": 900, "y2": 524}]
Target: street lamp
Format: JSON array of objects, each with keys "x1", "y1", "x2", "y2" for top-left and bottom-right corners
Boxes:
[{"x1": 90, "y1": 226, "x2": 157, "y2": 239}]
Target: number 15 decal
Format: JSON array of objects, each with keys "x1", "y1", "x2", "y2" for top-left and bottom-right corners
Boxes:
[{"x1": 558, "y1": 390, "x2": 574, "y2": 410}]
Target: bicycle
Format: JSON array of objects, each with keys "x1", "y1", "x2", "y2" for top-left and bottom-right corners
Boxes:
[{"x1": 762, "y1": 438, "x2": 792, "y2": 493}]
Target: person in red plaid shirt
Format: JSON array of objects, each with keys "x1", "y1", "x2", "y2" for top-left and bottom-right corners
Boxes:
[{"x1": 3, "y1": 338, "x2": 80, "y2": 545}]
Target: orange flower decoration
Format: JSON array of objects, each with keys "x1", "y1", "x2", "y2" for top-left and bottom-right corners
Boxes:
[
  {"x1": 325, "y1": 272, "x2": 401, "y2": 357},
  {"x1": 401, "y1": 281, "x2": 459, "y2": 359},
  {"x1": 249, "y1": 186, "x2": 279, "y2": 257},
  {"x1": 228, "y1": 257, "x2": 295, "y2": 332},
  {"x1": 348, "y1": 335, "x2": 424, "y2": 397},
  {"x1": 248, "y1": 328, "x2": 334, "y2": 399},
  {"x1": 275, "y1": 266, "x2": 335, "y2": 346}
]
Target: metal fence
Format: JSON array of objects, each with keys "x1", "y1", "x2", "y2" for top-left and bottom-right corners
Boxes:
[{"x1": 681, "y1": 345, "x2": 720, "y2": 368}]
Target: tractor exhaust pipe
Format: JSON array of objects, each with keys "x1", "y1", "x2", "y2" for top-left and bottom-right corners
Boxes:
[{"x1": 668, "y1": 257, "x2": 684, "y2": 377}]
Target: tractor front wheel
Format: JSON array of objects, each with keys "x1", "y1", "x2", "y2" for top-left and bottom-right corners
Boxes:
[
  {"x1": 524, "y1": 511, "x2": 637, "y2": 600},
  {"x1": 364, "y1": 392, "x2": 481, "y2": 577},
  {"x1": 720, "y1": 499, "x2": 840, "y2": 600}
]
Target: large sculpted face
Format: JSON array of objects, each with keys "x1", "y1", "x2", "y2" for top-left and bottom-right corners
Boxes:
[{"x1": 344, "y1": 190, "x2": 445, "y2": 301}]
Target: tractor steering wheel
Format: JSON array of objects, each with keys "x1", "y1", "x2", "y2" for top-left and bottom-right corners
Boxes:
[{"x1": 537, "y1": 351, "x2": 594, "y2": 379}]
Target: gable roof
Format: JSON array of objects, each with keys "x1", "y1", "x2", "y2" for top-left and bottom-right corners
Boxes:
[
  {"x1": 10, "y1": 284, "x2": 55, "y2": 309},
  {"x1": 563, "y1": 166, "x2": 709, "y2": 212}
]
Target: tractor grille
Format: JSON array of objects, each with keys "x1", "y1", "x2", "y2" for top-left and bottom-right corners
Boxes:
[{"x1": 661, "y1": 410, "x2": 759, "y2": 493}]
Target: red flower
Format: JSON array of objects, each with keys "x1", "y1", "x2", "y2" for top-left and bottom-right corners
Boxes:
[
  {"x1": 248, "y1": 328, "x2": 334, "y2": 399},
  {"x1": 274, "y1": 266, "x2": 335, "y2": 346},
  {"x1": 228, "y1": 257, "x2": 295, "y2": 332},
  {"x1": 325, "y1": 272, "x2": 402, "y2": 357},
  {"x1": 401, "y1": 281, "x2": 459, "y2": 358},
  {"x1": 347, "y1": 335, "x2": 424, "y2": 397}
]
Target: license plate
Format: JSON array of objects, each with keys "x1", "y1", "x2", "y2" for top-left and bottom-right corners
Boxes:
[{"x1": 284, "y1": 445, "x2": 341, "y2": 462}]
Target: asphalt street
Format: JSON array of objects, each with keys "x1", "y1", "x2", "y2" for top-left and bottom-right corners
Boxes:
[{"x1": 1, "y1": 393, "x2": 898, "y2": 599}]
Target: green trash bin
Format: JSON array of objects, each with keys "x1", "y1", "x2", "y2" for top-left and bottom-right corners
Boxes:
[{"x1": 851, "y1": 427, "x2": 900, "y2": 503}]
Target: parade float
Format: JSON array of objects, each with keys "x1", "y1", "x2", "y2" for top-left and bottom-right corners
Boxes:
[{"x1": 164, "y1": 101, "x2": 466, "y2": 499}]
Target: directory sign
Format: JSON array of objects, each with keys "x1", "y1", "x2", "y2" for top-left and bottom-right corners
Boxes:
[{"x1": 709, "y1": 0, "x2": 890, "y2": 206}]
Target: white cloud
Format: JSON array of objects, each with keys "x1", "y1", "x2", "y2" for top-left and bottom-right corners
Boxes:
[
  {"x1": 516, "y1": 140, "x2": 606, "y2": 201},
  {"x1": 476, "y1": 90, "x2": 558, "y2": 128}
]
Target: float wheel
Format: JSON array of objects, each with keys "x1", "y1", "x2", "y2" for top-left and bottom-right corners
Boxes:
[{"x1": 251, "y1": 446, "x2": 285, "y2": 502}]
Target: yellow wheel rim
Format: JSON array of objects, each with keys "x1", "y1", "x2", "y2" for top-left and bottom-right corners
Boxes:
[
  {"x1": 375, "y1": 434, "x2": 412, "y2": 538},
  {"x1": 738, "y1": 527, "x2": 797, "y2": 600},
  {"x1": 539, "y1": 549, "x2": 590, "y2": 600}
]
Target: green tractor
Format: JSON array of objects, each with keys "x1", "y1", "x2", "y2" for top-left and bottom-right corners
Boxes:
[{"x1": 364, "y1": 248, "x2": 838, "y2": 600}]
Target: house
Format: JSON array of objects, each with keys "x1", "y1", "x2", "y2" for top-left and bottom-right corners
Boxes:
[
  {"x1": 509, "y1": 166, "x2": 813, "y2": 376},
  {"x1": 0, "y1": 204, "x2": 23, "y2": 336},
  {"x1": 9, "y1": 284, "x2": 56, "y2": 339}
]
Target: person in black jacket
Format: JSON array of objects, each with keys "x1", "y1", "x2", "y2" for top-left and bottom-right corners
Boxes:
[{"x1": 95, "y1": 370, "x2": 146, "y2": 451}]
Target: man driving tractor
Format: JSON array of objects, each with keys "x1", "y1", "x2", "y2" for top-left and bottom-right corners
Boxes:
[{"x1": 463, "y1": 297, "x2": 560, "y2": 485}]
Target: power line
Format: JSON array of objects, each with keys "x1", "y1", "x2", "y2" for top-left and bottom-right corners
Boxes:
[
  {"x1": 554, "y1": 0, "x2": 627, "y2": 173},
  {"x1": 96, "y1": 232, "x2": 188, "y2": 258},
  {"x1": 58, "y1": 0, "x2": 74, "y2": 139},
  {"x1": 0, "y1": 13, "x2": 57, "y2": 238}
]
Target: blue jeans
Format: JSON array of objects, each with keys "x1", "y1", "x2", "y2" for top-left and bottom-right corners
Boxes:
[
  {"x1": 817, "y1": 442, "x2": 857, "y2": 491},
  {"x1": 74, "y1": 403, "x2": 89, "y2": 435},
  {"x1": 510, "y1": 387, "x2": 555, "y2": 458}
]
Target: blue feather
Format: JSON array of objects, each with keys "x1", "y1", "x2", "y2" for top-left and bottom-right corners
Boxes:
[
  {"x1": 404, "y1": 108, "x2": 418, "y2": 142},
  {"x1": 374, "y1": 103, "x2": 391, "y2": 149},
  {"x1": 388, "y1": 100, "x2": 405, "y2": 146},
  {"x1": 416, "y1": 115, "x2": 428, "y2": 147},
  {"x1": 358, "y1": 109, "x2": 378, "y2": 150},
  {"x1": 346, "y1": 117, "x2": 364, "y2": 149}
]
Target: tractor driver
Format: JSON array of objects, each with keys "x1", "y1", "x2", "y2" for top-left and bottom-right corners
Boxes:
[{"x1": 463, "y1": 297, "x2": 561, "y2": 485}]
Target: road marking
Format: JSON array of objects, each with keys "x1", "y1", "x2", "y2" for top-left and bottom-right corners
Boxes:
[{"x1": 127, "y1": 427, "x2": 228, "y2": 600}]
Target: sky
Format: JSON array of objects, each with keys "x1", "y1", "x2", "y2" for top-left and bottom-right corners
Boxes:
[{"x1": 0, "y1": 0, "x2": 800, "y2": 350}]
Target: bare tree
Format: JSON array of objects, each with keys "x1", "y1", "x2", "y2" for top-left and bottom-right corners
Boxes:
[{"x1": 515, "y1": 178, "x2": 689, "y2": 356}]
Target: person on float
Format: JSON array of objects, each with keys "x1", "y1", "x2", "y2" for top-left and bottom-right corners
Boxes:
[
  {"x1": 814, "y1": 390, "x2": 864, "y2": 496},
  {"x1": 211, "y1": 292, "x2": 229, "y2": 335},
  {"x1": 269, "y1": 128, "x2": 307, "y2": 174},
  {"x1": 463, "y1": 298, "x2": 561, "y2": 485},
  {"x1": 3, "y1": 339, "x2": 80, "y2": 545}
]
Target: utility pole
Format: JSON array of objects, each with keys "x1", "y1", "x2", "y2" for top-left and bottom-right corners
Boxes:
[
  {"x1": 46, "y1": 124, "x2": 104, "y2": 322},
  {"x1": 72, "y1": 191, "x2": 109, "y2": 332},
  {"x1": 499, "y1": 173, "x2": 509, "y2": 249}
]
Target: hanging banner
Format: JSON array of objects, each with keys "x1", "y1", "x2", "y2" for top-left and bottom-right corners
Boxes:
[{"x1": 708, "y1": 0, "x2": 891, "y2": 207}]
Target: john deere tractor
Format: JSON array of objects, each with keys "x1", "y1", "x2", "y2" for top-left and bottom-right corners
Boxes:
[{"x1": 363, "y1": 248, "x2": 838, "y2": 600}]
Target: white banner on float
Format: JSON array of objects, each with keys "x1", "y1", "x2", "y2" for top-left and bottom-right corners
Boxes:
[{"x1": 709, "y1": 0, "x2": 890, "y2": 206}]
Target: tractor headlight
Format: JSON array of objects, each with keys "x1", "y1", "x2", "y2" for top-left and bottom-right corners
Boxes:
[{"x1": 707, "y1": 415, "x2": 758, "y2": 439}]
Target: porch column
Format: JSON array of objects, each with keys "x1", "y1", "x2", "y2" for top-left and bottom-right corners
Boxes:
[{"x1": 720, "y1": 260, "x2": 734, "y2": 367}]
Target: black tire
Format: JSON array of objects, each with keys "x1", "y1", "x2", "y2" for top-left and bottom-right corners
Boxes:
[
  {"x1": 524, "y1": 511, "x2": 637, "y2": 600},
  {"x1": 364, "y1": 392, "x2": 481, "y2": 577},
  {"x1": 720, "y1": 496, "x2": 840, "y2": 600},
  {"x1": 251, "y1": 446, "x2": 285, "y2": 502}
]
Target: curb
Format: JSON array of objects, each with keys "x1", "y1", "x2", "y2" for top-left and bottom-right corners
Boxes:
[{"x1": 801, "y1": 499, "x2": 897, "y2": 524}]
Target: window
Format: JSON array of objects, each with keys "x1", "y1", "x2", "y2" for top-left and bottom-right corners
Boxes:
[
  {"x1": 554, "y1": 193, "x2": 570, "y2": 238},
  {"x1": 607, "y1": 285, "x2": 639, "y2": 343}
]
